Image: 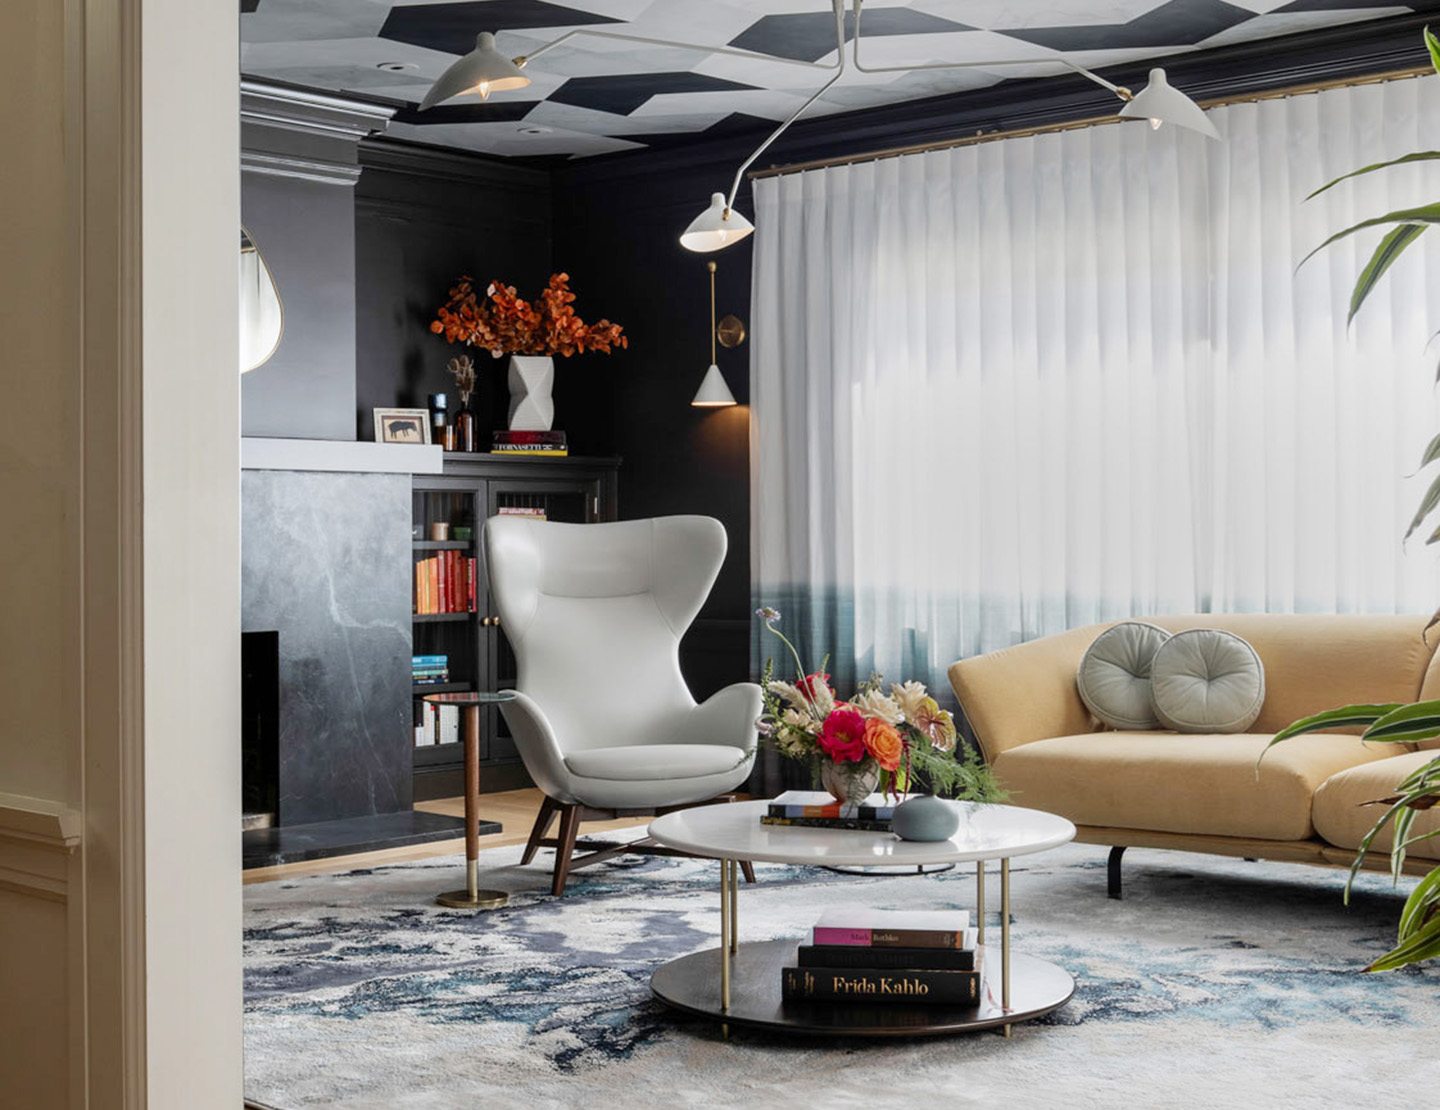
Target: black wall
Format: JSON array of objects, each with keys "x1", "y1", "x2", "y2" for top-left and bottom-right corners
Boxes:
[{"x1": 355, "y1": 141, "x2": 553, "y2": 440}]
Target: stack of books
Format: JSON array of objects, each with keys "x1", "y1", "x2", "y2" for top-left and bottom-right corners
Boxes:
[
  {"x1": 414, "y1": 552, "x2": 477, "y2": 614},
  {"x1": 413, "y1": 700, "x2": 460, "y2": 747},
  {"x1": 760, "y1": 790, "x2": 897, "y2": 832},
  {"x1": 412, "y1": 654, "x2": 449, "y2": 686},
  {"x1": 497, "y1": 505, "x2": 547, "y2": 521},
  {"x1": 781, "y1": 909, "x2": 981, "y2": 1005},
  {"x1": 491, "y1": 430, "x2": 567, "y2": 457}
]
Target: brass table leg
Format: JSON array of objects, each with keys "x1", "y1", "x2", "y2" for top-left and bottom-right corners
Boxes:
[
  {"x1": 1001, "y1": 857, "x2": 1012, "y2": 1037},
  {"x1": 976, "y1": 860, "x2": 986, "y2": 946},
  {"x1": 719, "y1": 857, "x2": 734, "y2": 1036},
  {"x1": 437, "y1": 704, "x2": 508, "y2": 911}
]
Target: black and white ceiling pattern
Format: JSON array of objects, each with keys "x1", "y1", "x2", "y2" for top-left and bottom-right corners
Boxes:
[{"x1": 240, "y1": 1, "x2": 1430, "y2": 159}]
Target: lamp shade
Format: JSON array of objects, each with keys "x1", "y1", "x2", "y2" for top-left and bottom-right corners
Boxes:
[
  {"x1": 420, "y1": 32, "x2": 531, "y2": 111},
  {"x1": 691, "y1": 363, "x2": 736, "y2": 407},
  {"x1": 1118, "y1": 68, "x2": 1219, "y2": 140},
  {"x1": 680, "y1": 193, "x2": 755, "y2": 253}
]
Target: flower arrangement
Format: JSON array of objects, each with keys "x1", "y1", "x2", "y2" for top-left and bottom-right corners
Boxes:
[
  {"x1": 755, "y1": 608, "x2": 1004, "y2": 805},
  {"x1": 430, "y1": 272, "x2": 626, "y2": 358}
]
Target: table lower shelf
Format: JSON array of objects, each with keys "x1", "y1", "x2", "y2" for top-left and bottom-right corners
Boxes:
[{"x1": 650, "y1": 938, "x2": 1073, "y2": 1036}]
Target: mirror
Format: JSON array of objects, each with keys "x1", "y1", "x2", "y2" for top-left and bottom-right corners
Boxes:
[{"x1": 240, "y1": 226, "x2": 284, "y2": 373}]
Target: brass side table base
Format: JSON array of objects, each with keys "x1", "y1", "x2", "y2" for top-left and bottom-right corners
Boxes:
[{"x1": 437, "y1": 889, "x2": 509, "y2": 910}]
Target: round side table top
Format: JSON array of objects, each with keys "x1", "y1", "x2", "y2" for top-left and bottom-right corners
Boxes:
[
  {"x1": 421, "y1": 690, "x2": 518, "y2": 707},
  {"x1": 649, "y1": 799, "x2": 1075, "y2": 867}
]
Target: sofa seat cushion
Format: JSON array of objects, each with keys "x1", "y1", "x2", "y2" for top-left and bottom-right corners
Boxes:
[
  {"x1": 992, "y1": 732, "x2": 1396, "y2": 841},
  {"x1": 564, "y1": 744, "x2": 746, "y2": 782},
  {"x1": 1312, "y1": 751, "x2": 1440, "y2": 861}
]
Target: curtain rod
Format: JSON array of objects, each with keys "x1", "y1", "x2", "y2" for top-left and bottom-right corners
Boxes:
[{"x1": 748, "y1": 65, "x2": 1432, "y2": 180}]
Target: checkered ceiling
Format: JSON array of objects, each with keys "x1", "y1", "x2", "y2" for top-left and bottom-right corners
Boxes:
[{"x1": 241, "y1": 1, "x2": 1429, "y2": 159}]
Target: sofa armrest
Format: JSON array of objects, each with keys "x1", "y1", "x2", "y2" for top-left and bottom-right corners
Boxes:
[{"x1": 947, "y1": 623, "x2": 1110, "y2": 761}]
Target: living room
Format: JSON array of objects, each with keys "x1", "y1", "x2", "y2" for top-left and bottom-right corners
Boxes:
[{"x1": 5, "y1": 1, "x2": 1440, "y2": 1108}]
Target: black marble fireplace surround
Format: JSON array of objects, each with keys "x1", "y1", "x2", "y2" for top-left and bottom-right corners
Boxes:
[{"x1": 240, "y1": 467, "x2": 484, "y2": 866}]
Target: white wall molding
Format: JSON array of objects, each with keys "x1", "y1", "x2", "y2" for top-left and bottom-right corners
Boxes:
[{"x1": 0, "y1": 793, "x2": 81, "y2": 901}]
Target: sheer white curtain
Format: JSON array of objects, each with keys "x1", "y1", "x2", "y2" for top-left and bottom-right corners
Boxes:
[{"x1": 751, "y1": 75, "x2": 1440, "y2": 697}]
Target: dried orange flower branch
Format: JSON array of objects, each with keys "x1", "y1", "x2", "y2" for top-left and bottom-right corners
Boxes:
[{"x1": 431, "y1": 273, "x2": 627, "y2": 358}]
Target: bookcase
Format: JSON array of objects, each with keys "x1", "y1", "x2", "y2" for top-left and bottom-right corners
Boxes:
[{"x1": 411, "y1": 454, "x2": 620, "y2": 800}]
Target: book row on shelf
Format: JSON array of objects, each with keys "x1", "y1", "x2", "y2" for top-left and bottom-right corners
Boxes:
[
  {"x1": 415, "y1": 552, "x2": 477, "y2": 615},
  {"x1": 491, "y1": 430, "x2": 567, "y2": 457},
  {"x1": 415, "y1": 700, "x2": 460, "y2": 747},
  {"x1": 781, "y1": 909, "x2": 982, "y2": 1005},
  {"x1": 412, "y1": 653, "x2": 450, "y2": 686}
]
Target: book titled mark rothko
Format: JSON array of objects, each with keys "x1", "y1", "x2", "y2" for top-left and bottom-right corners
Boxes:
[{"x1": 812, "y1": 908, "x2": 971, "y2": 949}]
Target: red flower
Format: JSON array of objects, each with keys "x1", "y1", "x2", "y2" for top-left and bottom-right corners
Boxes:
[
  {"x1": 818, "y1": 708, "x2": 868, "y2": 763},
  {"x1": 796, "y1": 672, "x2": 832, "y2": 701}
]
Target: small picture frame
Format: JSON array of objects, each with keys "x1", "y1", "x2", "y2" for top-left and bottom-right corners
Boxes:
[{"x1": 374, "y1": 408, "x2": 431, "y2": 445}]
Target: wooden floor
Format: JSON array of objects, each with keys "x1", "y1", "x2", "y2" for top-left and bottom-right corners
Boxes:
[{"x1": 242, "y1": 788, "x2": 650, "y2": 885}]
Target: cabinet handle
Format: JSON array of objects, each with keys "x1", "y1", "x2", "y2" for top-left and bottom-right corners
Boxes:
[
  {"x1": 481, "y1": 616, "x2": 492, "y2": 627},
  {"x1": 492, "y1": 616, "x2": 501, "y2": 628}
]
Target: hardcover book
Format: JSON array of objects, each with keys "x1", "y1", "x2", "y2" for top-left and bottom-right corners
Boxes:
[
  {"x1": 760, "y1": 815, "x2": 893, "y2": 833},
  {"x1": 797, "y1": 932, "x2": 979, "y2": 971},
  {"x1": 812, "y1": 908, "x2": 971, "y2": 949},
  {"x1": 780, "y1": 965, "x2": 980, "y2": 1005},
  {"x1": 766, "y1": 789, "x2": 898, "y2": 820}
]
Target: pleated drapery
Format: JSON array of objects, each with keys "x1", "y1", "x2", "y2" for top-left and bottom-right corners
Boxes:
[{"x1": 751, "y1": 75, "x2": 1440, "y2": 701}]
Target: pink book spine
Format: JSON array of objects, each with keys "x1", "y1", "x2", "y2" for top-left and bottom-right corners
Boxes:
[{"x1": 812, "y1": 927, "x2": 871, "y2": 946}]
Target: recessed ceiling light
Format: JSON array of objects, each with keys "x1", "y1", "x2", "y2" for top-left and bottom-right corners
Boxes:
[
  {"x1": 518, "y1": 125, "x2": 553, "y2": 135},
  {"x1": 375, "y1": 61, "x2": 417, "y2": 72}
]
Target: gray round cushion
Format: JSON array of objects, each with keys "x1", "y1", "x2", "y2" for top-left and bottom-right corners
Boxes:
[
  {"x1": 1076, "y1": 621, "x2": 1173, "y2": 730},
  {"x1": 1149, "y1": 629, "x2": 1265, "y2": 733}
]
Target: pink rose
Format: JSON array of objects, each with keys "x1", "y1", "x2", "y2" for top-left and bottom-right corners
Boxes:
[{"x1": 818, "y1": 708, "x2": 868, "y2": 763}]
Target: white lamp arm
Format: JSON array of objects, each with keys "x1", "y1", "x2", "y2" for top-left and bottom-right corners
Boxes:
[
  {"x1": 514, "y1": 28, "x2": 840, "y2": 73},
  {"x1": 685, "y1": 682, "x2": 765, "y2": 752},
  {"x1": 497, "y1": 692, "x2": 576, "y2": 803}
]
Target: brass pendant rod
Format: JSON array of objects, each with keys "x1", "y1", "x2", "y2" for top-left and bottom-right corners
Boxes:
[
  {"x1": 747, "y1": 65, "x2": 1432, "y2": 182},
  {"x1": 709, "y1": 261, "x2": 717, "y2": 365}
]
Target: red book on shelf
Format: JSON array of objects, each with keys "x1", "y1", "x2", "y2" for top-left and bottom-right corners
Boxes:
[
  {"x1": 468, "y1": 556, "x2": 476, "y2": 612},
  {"x1": 426, "y1": 557, "x2": 437, "y2": 614},
  {"x1": 447, "y1": 551, "x2": 459, "y2": 613}
]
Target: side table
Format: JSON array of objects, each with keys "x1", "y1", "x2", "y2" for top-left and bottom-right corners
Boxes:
[{"x1": 422, "y1": 690, "x2": 517, "y2": 911}]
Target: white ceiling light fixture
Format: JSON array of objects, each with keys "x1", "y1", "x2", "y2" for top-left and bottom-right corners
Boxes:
[
  {"x1": 1117, "y1": 67, "x2": 1221, "y2": 139},
  {"x1": 419, "y1": 31, "x2": 530, "y2": 110},
  {"x1": 693, "y1": 262, "x2": 737, "y2": 408}
]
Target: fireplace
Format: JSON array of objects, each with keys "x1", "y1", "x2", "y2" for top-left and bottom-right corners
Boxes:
[{"x1": 241, "y1": 630, "x2": 279, "y2": 830}]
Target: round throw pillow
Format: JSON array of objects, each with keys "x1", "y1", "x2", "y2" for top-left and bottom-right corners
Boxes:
[
  {"x1": 1076, "y1": 621, "x2": 1173, "y2": 730},
  {"x1": 1149, "y1": 629, "x2": 1265, "y2": 733}
]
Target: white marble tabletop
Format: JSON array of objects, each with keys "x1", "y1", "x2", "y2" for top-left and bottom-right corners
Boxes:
[{"x1": 649, "y1": 799, "x2": 1075, "y2": 867}]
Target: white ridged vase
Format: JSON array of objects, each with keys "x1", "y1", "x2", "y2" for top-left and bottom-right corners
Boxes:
[{"x1": 507, "y1": 355, "x2": 555, "y2": 431}]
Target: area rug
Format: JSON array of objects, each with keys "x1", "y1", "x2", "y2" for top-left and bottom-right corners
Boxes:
[{"x1": 244, "y1": 839, "x2": 1439, "y2": 1110}]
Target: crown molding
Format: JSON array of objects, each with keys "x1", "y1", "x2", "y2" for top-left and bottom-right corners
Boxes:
[
  {"x1": 241, "y1": 79, "x2": 395, "y2": 141},
  {"x1": 359, "y1": 137, "x2": 549, "y2": 191}
]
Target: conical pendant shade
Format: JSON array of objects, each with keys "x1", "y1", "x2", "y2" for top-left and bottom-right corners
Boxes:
[
  {"x1": 691, "y1": 363, "x2": 736, "y2": 407},
  {"x1": 680, "y1": 193, "x2": 755, "y2": 253},
  {"x1": 1118, "y1": 68, "x2": 1219, "y2": 140},
  {"x1": 420, "y1": 32, "x2": 531, "y2": 111}
]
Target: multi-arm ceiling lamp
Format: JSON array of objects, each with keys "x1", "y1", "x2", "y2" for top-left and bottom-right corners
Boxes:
[{"x1": 419, "y1": 0, "x2": 1221, "y2": 252}]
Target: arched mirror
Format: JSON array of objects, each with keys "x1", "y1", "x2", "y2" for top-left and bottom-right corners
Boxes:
[{"x1": 240, "y1": 226, "x2": 284, "y2": 373}]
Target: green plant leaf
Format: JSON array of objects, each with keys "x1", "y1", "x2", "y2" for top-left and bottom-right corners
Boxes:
[
  {"x1": 1362, "y1": 699, "x2": 1440, "y2": 743},
  {"x1": 1366, "y1": 911, "x2": 1440, "y2": 972},
  {"x1": 1349, "y1": 223, "x2": 1427, "y2": 323},
  {"x1": 1397, "y1": 864, "x2": 1440, "y2": 941},
  {"x1": 1306, "y1": 151, "x2": 1440, "y2": 201},
  {"x1": 1265, "y1": 704, "x2": 1399, "y2": 748},
  {"x1": 1300, "y1": 205, "x2": 1440, "y2": 270},
  {"x1": 1406, "y1": 471, "x2": 1440, "y2": 542},
  {"x1": 1415, "y1": 430, "x2": 1440, "y2": 473},
  {"x1": 1428, "y1": 25, "x2": 1440, "y2": 77}
]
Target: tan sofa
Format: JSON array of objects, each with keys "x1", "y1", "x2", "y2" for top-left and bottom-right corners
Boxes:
[{"x1": 948, "y1": 614, "x2": 1440, "y2": 897}]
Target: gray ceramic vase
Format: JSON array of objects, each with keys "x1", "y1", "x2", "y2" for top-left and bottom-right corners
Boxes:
[{"x1": 892, "y1": 794, "x2": 960, "y2": 842}]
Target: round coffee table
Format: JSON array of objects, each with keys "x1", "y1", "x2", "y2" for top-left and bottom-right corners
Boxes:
[{"x1": 647, "y1": 799, "x2": 1076, "y2": 1037}]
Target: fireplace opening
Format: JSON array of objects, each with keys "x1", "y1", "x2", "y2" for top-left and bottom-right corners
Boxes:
[{"x1": 242, "y1": 630, "x2": 279, "y2": 831}]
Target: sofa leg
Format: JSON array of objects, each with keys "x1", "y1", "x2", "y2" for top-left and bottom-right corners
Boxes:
[{"x1": 1108, "y1": 846, "x2": 1126, "y2": 900}]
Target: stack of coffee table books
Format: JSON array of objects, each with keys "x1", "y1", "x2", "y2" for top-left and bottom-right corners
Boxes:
[
  {"x1": 759, "y1": 790, "x2": 901, "y2": 832},
  {"x1": 781, "y1": 909, "x2": 981, "y2": 1005}
]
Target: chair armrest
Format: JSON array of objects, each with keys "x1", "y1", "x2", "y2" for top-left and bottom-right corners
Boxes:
[
  {"x1": 684, "y1": 682, "x2": 764, "y2": 753},
  {"x1": 497, "y1": 692, "x2": 578, "y2": 803},
  {"x1": 948, "y1": 623, "x2": 1109, "y2": 762}
]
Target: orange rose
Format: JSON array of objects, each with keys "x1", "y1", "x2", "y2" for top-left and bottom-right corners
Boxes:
[{"x1": 862, "y1": 718, "x2": 904, "y2": 772}]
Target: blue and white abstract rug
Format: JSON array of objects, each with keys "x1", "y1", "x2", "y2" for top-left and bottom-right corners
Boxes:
[{"x1": 244, "y1": 840, "x2": 1439, "y2": 1110}]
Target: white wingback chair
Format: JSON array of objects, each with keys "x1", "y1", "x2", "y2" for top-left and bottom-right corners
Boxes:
[{"x1": 485, "y1": 514, "x2": 761, "y2": 895}]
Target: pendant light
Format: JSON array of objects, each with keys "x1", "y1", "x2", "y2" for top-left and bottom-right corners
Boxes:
[
  {"x1": 419, "y1": 32, "x2": 531, "y2": 111},
  {"x1": 1117, "y1": 68, "x2": 1221, "y2": 140},
  {"x1": 692, "y1": 262, "x2": 737, "y2": 407}
]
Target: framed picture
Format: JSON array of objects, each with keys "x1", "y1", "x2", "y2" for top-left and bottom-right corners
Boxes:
[{"x1": 374, "y1": 408, "x2": 431, "y2": 445}]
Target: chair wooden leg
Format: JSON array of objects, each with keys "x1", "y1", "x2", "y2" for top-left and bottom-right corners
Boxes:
[
  {"x1": 739, "y1": 860, "x2": 756, "y2": 884},
  {"x1": 521, "y1": 795, "x2": 560, "y2": 866},
  {"x1": 550, "y1": 803, "x2": 582, "y2": 897}
]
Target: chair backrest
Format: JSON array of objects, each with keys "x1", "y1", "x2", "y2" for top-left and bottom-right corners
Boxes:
[{"x1": 484, "y1": 515, "x2": 726, "y2": 752}]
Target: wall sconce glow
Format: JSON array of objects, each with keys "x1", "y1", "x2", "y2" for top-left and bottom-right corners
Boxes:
[
  {"x1": 693, "y1": 261, "x2": 737, "y2": 407},
  {"x1": 1118, "y1": 68, "x2": 1219, "y2": 140},
  {"x1": 240, "y1": 226, "x2": 283, "y2": 374},
  {"x1": 680, "y1": 193, "x2": 755, "y2": 254},
  {"x1": 419, "y1": 32, "x2": 531, "y2": 111}
]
